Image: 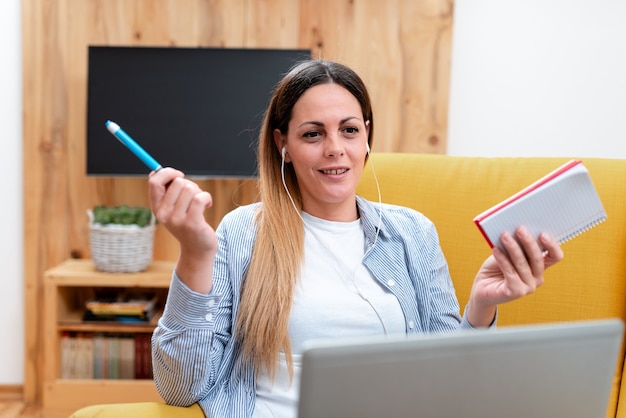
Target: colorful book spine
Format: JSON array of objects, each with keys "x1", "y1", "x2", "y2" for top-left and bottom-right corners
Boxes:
[{"x1": 61, "y1": 332, "x2": 152, "y2": 380}]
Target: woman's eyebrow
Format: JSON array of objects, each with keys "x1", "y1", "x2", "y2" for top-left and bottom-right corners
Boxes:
[
  {"x1": 340, "y1": 116, "x2": 362, "y2": 124},
  {"x1": 297, "y1": 116, "x2": 362, "y2": 129},
  {"x1": 297, "y1": 120, "x2": 324, "y2": 128}
]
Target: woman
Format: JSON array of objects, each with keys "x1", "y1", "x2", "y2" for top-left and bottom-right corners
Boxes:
[{"x1": 148, "y1": 60, "x2": 563, "y2": 417}]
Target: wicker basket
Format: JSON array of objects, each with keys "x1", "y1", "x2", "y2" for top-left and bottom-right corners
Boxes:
[{"x1": 88, "y1": 210, "x2": 156, "y2": 273}]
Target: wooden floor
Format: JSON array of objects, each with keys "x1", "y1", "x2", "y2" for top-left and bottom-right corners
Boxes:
[{"x1": 0, "y1": 402, "x2": 42, "y2": 418}]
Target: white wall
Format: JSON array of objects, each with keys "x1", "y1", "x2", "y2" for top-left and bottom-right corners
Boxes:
[
  {"x1": 1, "y1": 0, "x2": 23, "y2": 384},
  {"x1": 448, "y1": 0, "x2": 626, "y2": 158}
]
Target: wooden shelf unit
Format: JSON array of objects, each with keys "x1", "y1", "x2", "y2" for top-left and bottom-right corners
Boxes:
[{"x1": 42, "y1": 259, "x2": 175, "y2": 418}]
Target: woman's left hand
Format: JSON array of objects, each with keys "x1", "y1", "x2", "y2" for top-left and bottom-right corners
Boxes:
[{"x1": 466, "y1": 226, "x2": 564, "y2": 327}]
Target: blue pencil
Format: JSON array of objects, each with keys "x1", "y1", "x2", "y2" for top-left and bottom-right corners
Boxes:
[{"x1": 105, "y1": 120, "x2": 162, "y2": 172}]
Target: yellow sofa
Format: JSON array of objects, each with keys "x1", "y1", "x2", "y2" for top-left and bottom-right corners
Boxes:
[{"x1": 71, "y1": 153, "x2": 626, "y2": 418}]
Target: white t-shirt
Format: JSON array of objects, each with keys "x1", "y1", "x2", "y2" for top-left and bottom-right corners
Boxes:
[{"x1": 253, "y1": 212, "x2": 406, "y2": 417}]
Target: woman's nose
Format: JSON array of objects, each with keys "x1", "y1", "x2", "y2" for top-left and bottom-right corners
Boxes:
[{"x1": 324, "y1": 134, "x2": 344, "y2": 157}]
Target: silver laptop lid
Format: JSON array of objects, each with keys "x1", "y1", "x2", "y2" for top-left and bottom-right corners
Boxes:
[{"x1": 298, "y1": 319, "x2": 623, "y2": 418}]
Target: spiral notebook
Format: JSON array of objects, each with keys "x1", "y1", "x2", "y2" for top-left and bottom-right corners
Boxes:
[{"x1": 474, "y1": 160, "x2": 606, "y2": 250}]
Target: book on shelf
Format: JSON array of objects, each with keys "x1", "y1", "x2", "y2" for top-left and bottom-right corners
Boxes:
[
  {"x1": 84, "y1": 292, "x2": 158, "y2": 322},
  {"x1": 61, "y1": 332, "x2": 95, "y2": 379},
  {"x1": 474, "y1": 159, "x2": 607, "y2": 250},
  {"x1": 61, "y1": 332, "x2": 153, "y2": 380}
]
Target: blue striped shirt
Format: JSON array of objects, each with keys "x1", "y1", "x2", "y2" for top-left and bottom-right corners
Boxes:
[{"x1": 152, "y1": 196, "x2": 476, "y2": 417}]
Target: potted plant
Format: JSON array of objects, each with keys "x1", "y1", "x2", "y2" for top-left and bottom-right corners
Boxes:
[{"x1": 88, "y1": 205, "x2": 156, "y2": 273}]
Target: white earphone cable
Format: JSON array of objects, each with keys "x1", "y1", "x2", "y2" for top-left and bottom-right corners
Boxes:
[{"x1": 280, "y1": 147, "x2": 389, "y2": 335}]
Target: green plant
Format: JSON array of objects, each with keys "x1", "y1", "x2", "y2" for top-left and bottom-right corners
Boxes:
[{"x1": 92, "y1": 205, "x2": 153, "y2": 227}]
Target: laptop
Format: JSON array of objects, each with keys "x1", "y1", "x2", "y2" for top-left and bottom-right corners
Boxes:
[{"x1": 298, "y1": 319, "x2": 624, "y2": 418}]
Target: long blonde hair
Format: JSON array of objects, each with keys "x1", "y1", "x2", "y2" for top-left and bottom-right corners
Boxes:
[{"x1": 235, "y1": 60, "x2": 374, "y2": 379}]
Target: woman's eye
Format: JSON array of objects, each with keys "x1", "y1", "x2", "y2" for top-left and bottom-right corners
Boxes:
[
  {"x1": 303, "y1": 131, "x2": 321, "y2": 138},
  {"x1": 343, "y1": 127, "x2": 359, "y2": 134}
]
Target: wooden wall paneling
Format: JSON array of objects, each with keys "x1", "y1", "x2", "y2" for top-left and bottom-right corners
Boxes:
[
  {"x1": 66, "y1": 0, "x2": 100, "y2": 263},
  {"x1": 23, "y1": 0, "x2": 454, "y2": 405},
  {"x1": 82, "y1": 0, "x2": 231, "y2": 47},
  {"x1": 397, "y1": 0, "x2": 454, "y2": 154},
  {"x1": 194, "y1": 0, "x2": 247, "y2": 47},
  {"x1": 23, "y1": 0, "x2": 73, "y2": 404},
  {"x1": 245, "y1": 0, "x2": 301, "y2": 47}
]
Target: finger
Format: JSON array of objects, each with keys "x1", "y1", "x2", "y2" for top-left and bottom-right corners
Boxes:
[
  {"x1": 154, "y1": 177, "x2": 194, "y2": 222},
  {"x1": 492, "y1": 240, "x2": 515, "y2": 276},
  {"x1": 514, "y1": 227, "x2": 546, "y2": 276},
  {"x1": 500, "y1": 229, "x2": 544, "y2": 292},
  {"x1": 187, "y1": 191, "x2": 213, "y2": 223},
  {"x1": 539, "y1": 233, "x2": 564, "y2": 266},
  {"x1": 500, "y1": 230, "x2": 533, "y2": 281},
  {"x1": 148, "y1": 167, "x2": 184, "y2": 208},
  {"x1": 166, "y1": 179, "x2": 208, "y2": 220},
  {"x1": 149, "y1": 166, "x2": 183, "y2": 187},
  {"x1": 169, "y1": 181, "x2": 202, "y2": 225}
]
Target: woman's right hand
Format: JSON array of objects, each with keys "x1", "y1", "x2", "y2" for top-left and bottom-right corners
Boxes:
[{"x1": 148, "y1": 167, "x2": 217, "y2": 293}]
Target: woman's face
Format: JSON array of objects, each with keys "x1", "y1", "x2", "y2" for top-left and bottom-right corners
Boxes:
[{"x1": 274, "y1": 83, "x2": 370, "y2": 221}]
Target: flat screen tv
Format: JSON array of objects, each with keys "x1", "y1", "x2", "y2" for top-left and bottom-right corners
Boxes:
[{"x1": 86, "y1": 46, "x2": 311, "y2": 177}]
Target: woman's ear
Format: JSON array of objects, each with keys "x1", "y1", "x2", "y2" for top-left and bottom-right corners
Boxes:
[
  {"x1": 273, "y1": 129, "x2": 290, "y2": 162},
  {"x1": 365, "y1": 121, "x2": 371, "y2": 154}
]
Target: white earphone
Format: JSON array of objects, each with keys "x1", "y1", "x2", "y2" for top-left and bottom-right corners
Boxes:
[
  {"x1": 366, "y1": 142, "x2": 370, "y2": 153},
  {"x1": 282, "y1": 146, "x2": 286, "y2": 159}
]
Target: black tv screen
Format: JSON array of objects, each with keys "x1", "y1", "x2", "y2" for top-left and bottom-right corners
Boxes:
[{"x1": 86, "y1": 46, "x2": 311, "y2": 177}]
